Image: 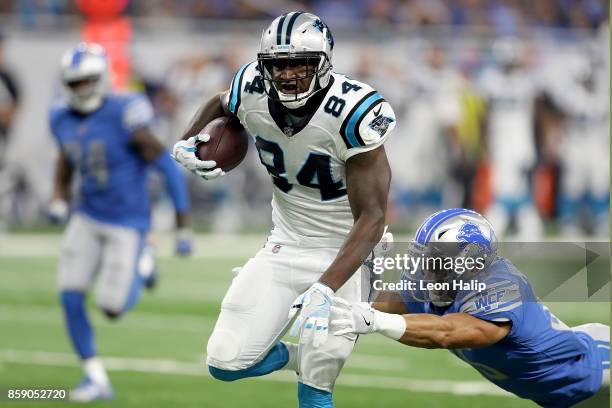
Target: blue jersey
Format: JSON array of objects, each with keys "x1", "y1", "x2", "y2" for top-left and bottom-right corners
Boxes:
[
  {"x1": 400, "y1": 257, "x2": 605, "y2": 407},
  {"x1": 49, "y1": 92, "x2": 157, "y2": 232}
]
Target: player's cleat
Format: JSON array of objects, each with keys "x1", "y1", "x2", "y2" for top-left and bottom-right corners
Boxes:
[
  {"x1": 143, "y1": 267, "x2": 158, "y2": 290},
  {"x1": 47, "y1": 199, "x2": 69, "y2": 224},
  {"x1": 138, "y1": 245, "x2": 158, "y2": 290},
  {"x1": 69, "y1": 377, "x2": 114, "y2": 402}
]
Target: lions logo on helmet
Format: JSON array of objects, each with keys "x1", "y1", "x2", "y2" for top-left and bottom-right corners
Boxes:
[
  {"x1": 456, "y1": 222, "x2": 492, "y2": 252},
  {"x1": 257, "y1": 12, "x2": 334, "y2": 109},
  {"x1": 406, "y1": 208, "x2": 498, "y2": 306}
]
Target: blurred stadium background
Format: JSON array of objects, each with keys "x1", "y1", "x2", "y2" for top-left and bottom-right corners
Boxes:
[{"x1": 0, "y1": 1, "x2": 609, "y2": 407}]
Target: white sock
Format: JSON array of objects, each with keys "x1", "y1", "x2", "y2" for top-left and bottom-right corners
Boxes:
[
  {"x1": 281, "y1": 341, "x2": 298, "y2": 373},
  {"x1": 374, "y1": 311, "x2": 407, "y2": 340},
  {"x1": 84, "y1": 357, "x2": 110, "y2": 386}
]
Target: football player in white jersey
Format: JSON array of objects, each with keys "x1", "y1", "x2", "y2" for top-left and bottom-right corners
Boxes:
[
  {"x1": 479, "y1": 37, "x2": 543, "y2": 239},
  {"x1": 545, "y1": 50, "x2": 609, "y2": 237},
  {"x1": 173, "y1": 12, "x2": 395, "y2": 408}
]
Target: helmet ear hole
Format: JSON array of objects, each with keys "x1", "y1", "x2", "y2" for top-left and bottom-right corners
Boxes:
[{"x1": 437, "y1": 229, "x2": 449, "y2": 239}]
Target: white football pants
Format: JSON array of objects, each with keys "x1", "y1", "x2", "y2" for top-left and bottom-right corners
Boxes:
[{"x1": 206, "y1": 236, "x2": 365, "y2": 392}]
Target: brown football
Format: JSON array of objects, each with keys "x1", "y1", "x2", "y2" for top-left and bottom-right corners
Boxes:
[{"x1": 195, "y1": 116, "x2": 249, "y2": 172}]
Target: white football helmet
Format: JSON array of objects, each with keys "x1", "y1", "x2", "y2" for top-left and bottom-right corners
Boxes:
[
  {"x1": 492, "y1": 36, "x2": 524, "y2": 70},
  {"x1": 257, "y1": 12, "x2": 334, "y2": 109},
  {"x1": 60, "y1": 42, "x2": 109, "y2": 113},
  {"x1": 406, "y1": 208, "x2": 498, "y2": 307}
]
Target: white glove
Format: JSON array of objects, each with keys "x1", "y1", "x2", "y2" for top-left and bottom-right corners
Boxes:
[
  {"x1": 330, "y1": 298, "x2": 377, "y2": 337},
  {"x1": 288, "y1": 282, "x2": 334, "y2": 348},
  {"x1": 48, "y1": 199, "x2": 69, "y2": 224},
  {"x1": 172, "y1": 134, "x2": 225, "y2": 181},
  {"x1": 331, "y1": 297, "x2": 406, "y2": 340}
]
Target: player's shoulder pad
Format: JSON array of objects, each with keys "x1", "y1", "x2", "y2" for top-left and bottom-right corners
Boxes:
[
  {"x1": 458, "y1": 260, "x2": 525, "y2": 320},
  {"x1": 113, "y1": 91, "x2": 155, "y2": 132},
  {"x1": 329, "y1": 73, "x2": 396, "y2": 150},
  {"x1": 110, "y1": 90, "x2": 149, "y2": 108},
  {"x1": 227, "y1": 61, "x2": 264, "y2": 116}
]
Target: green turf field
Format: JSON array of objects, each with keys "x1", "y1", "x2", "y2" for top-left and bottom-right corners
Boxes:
[{"x1": 0, "y1": 235, "x2": 609, "y2": 407}]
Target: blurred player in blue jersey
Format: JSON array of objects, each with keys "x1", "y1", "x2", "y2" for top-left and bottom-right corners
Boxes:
[
  {"x1": 332, "y1": 208, "x2": 610, "y2": 407},
  {"x1": 48, "y1": 43, "x2": 192, "y2": 402}
]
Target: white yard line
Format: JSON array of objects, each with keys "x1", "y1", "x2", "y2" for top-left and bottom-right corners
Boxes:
[
  {"x1": 0, "y1": 349, "x2": 512, "y2": 397},
  {"x1": 0, "y1": 304, "x2": 404, "y2": 372},
  {"x1": 0, "y1": 304, "x2": 215, "y2": 332}
]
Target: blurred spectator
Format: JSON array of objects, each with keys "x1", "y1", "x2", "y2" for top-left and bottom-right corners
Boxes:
[
  {"x1": 530, "y1": 0, "x2": 562, "y2": 29},
  {"x1": 1, "y1": 0, "x2": 608, "y2": 32},
  {"x1": 0, "y1": 32, "x2": 22, "y2": 228},
  {"x1": 447, "y1": 0, "x2": 489, "y2": 27},
  {"x1": 487, "y1": 0, "x2": 525, "y2": 36},
  {"x1": 404, "y1": 0, "x2": 449, "y2": 26},
  {"x1": 0, "y1": 33, "x2": 20, "y2": 163},
  {"x1": 366, "y1": 0, "x2": 400, "y2": 25},
  {"x1": 310, "y1": 0, "x2": 365, "y2": 26}
]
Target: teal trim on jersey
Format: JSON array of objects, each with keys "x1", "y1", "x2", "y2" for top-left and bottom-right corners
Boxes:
[
  {"x1": 229, "y1": 63, "x2": 251, "y2": 114},
  {"x1": 345, "y1": 92, "x2": 383, "y2": 148}
]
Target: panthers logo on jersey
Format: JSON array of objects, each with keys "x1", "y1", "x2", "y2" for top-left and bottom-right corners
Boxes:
[{"x1": 225, "y1": 62, "x2": 396, "y2": 242}]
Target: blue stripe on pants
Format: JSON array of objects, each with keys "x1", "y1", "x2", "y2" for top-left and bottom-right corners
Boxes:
[{"x1": 208, "y1": 342, "x2": 289, "y2": 381}]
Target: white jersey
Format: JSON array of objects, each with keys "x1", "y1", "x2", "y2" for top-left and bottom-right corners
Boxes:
[
  {"x1": 225, "y1": 61, "x2": 395, "y2": 246},
  {"x1": 479, "y1": 67, "x2": 537, "y2": 166}
]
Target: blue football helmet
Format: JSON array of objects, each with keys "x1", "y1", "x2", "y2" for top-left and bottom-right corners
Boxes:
[{"x1": 408, "y1": 208, "x2": 498, "y2": 306}]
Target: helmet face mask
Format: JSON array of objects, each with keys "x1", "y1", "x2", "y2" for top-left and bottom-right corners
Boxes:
[
  {"x1": 257, "y1": 52, "x2": 330, "y2": 107},
  {"x1": 258, "y1": 12, "x2": 334, "y2": 109},
  {"x1": 404, "y1": 242, "x2": 467, "y2": 307},
  {"x1": 65, "y1": 75, "x2": 101, "y2": 105},
  {"x1": 404, "y1": 209, "x2": 498, "y2": 308}
]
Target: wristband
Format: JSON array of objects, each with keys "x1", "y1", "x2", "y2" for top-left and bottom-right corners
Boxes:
[{"x1": 373, "y1": 310, "x2": 406, "y2": 340}]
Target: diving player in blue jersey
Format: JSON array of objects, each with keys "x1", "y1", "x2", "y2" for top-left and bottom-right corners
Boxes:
[
  {"x1": 48, "y1": 43, "x2": 192, "y2": 402},
  {"x1": 331, "y1": 208, "x2": 610, "y2": 407}
]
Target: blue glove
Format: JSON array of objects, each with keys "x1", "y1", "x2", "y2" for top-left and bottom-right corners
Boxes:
[{"x1": 175, "y1": 228, "x2": 193, "y2": 257}]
